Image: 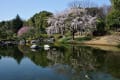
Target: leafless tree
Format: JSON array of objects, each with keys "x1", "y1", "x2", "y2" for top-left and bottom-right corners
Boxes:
[{"x1": 69, "y1": 0, "x2": 97, "y2": 8}]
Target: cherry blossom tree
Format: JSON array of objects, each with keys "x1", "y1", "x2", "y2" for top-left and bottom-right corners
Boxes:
[{"x1": 47, "y1": 7, "x2": 97, "y2": 40}]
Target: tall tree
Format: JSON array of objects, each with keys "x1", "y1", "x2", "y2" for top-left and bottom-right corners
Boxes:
[
  {"x1": 106, "y1": 0, "x2": 120, "y2": 31},
  {"x1": 27, "y1": 11, "x2": 53, "y2": 34},
  {"x1": 111, "y1": 0, "x2": 120, "y2": 10},
  {"x1": 12, "y1": 14, "x2": 23, "y2": 33}
]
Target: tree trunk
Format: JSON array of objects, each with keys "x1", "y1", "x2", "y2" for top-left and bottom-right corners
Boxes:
[{"x1": 72, "y1": 31, "x2": 75, "y2": 40}]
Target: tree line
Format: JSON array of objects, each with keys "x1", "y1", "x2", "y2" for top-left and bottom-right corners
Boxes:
[
  {"x1": 0, "y1": 15, "x2": 23, "y2": 39},
  {"x1": 0, "y1": 11, "x2": 53, "y2": 40}
]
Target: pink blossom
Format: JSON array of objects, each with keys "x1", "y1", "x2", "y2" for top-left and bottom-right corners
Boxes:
[{"x1": 17, "y1": 26, "x2": 31, "y2": 37}]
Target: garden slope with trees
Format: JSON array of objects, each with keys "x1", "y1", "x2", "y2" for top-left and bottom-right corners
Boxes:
[{"x1": 0, "y1": 0, "x2": 119, "y2": 47}]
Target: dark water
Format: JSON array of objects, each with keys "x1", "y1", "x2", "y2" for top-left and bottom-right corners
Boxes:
[{"x1": 0, "y1": 45, "x2": 120, "y2": 80}]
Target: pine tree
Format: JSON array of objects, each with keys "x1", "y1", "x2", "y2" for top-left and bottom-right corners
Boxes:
[{"x1": 12, "y1": 14, "x2": 23, "y2": 33}]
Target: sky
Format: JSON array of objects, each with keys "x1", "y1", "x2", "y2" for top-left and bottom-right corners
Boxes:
[{"x1": 0, "y1": 0, "x2": 111, "y2": 21}]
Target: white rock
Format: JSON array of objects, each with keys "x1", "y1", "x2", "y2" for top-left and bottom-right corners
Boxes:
[
  {"x1": 30, "y1": 44, "x2": 37, "y2": 49},
  {"x1": 44, "y1": 45, "x2": 50, "y2": 48}
]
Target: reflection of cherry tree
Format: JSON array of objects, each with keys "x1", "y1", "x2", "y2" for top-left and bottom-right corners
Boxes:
[
  {"x1": 46, "y1": 46, "x2": 98, "y2": 79},
  {"x1": 47, "y1": 7, "x2": 97, "y2": 38}
]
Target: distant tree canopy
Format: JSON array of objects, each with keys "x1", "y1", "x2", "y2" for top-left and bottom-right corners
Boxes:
[{"x1": 27, "y1": 11, "x2": 53, "y2": 34}]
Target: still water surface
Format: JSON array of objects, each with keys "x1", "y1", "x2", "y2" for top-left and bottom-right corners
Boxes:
[{"x1": 0, "y1": 45, "x2": 120, "y2": 80}]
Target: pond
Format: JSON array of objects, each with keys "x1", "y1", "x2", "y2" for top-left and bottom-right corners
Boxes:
[{"x1": 0, "y1": 45, "x2": 120, "y2": 80}]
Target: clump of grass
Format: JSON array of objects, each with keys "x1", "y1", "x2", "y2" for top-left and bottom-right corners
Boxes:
[
  {"x1": 58, "y1": 36, "x2": 92, "y2": 44},
  {"x1": 75, "y1": 37, "x2": 92, "y2": 42},
  {"x1": 58, "y1": 37, "x2": 71, "y2": 43}
]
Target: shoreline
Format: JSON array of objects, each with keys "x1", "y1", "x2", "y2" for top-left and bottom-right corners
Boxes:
[
  {"x1": 67, "y1": 40, "x2": 118, "y2": 46},
  {"x1": 81, "y1": 42, "x2": 117, "y2": 46},
  {"x1": 66, "y1": 39, "x2": 120, "y2": 52}
]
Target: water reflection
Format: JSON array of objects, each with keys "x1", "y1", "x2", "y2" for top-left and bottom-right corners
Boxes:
[
  {"x1": 0, "y1": 45, "x2": 120, "y2": 80},
  {"x1": 0, "y1": 46, "x2": 23, "y2": 64}
]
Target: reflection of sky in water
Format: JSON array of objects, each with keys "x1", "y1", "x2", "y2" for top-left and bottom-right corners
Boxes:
[
  {"x1": 0, "y1": 57, "x2": 119, "y2": 80},
  {"x1": 0, "y1": 57, "x2": 70, "y2": 80}
]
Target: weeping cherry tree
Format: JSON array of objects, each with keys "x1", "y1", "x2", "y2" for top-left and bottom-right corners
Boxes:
[{"x1": 46, "y1": 7, "x2": 97, "y2": 40}]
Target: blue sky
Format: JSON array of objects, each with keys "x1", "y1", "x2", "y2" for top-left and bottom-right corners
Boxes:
[{"x1": 0, "y1": 0, "x2": 111, "y2": 21}]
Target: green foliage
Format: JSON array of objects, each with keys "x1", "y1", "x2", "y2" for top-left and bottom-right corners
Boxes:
[
  {"x1": 27, "y1": 11, "x2": 53, "y2": 34},
  {"x1": 21, "y1": 11, "x2": 53, "y2": 40},
  {"x1": 0, "y1": 21, "x2": 12, "y2": 39},
  {"x1": 19, "y1": 27, "x2": 49, "y2": 40},
  {"x1": 0, "y1": 14, "x2": 23, "y2": 40},
  {"x1": 106, "y1": 0, "x2": 120, "y2": 31},
  {"x1": 96, "y1": 19, "x2": 106, "y2": 31},
  {"x1": 111, "y1": 0, "x2": 120, "y2": 10},
  {"x1": 0, "y1": 11, "x2": 53, "y2": 40},
  {"x1": 106, "y1": 10, "x2": 120, "y2": 30},
  {"x1": 12, "y1": 14, "x2": 23, "y2": 33},
  {"x1": 65, "y1": 31, "x2": 71, "y2": 37},
  {"x1": 58, "y1": 37, "x2": 71, "y2": 43},
  {"x1": 75, "y1": 37, "x2": 92, "y2": 41}
]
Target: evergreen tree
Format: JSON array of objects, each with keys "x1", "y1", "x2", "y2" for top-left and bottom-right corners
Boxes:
[
  {"x1": 106, "y1": 0, "x2": 120, "y2": 31},
  {"x1": 12, "y1": 14, "x2": 23, "y2": 33},
  {"x1": 111, "y1": 0, "x2": 120, "y2": 10}
]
